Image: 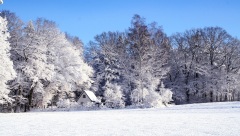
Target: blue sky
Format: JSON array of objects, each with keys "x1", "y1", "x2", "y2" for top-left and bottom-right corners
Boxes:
[{"x1": 1, "y1": 0, "x2": 240, "y2": 45}]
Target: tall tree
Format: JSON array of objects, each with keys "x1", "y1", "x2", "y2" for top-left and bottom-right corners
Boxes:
[
  {"x1": 169, "y1": 29, "x2": 209, "y2": 103},
  {"x1": 88, "y1": 32, "x2": 126, "y2": 107},
  {"x1": 0, "y1": 16, "x2": 16, "y2": 110},
  {"x1": 0, "y1": 11, "x2": 30, "y2": 112},
  {"x1": 127, "y1": 15, "x2": 172, "y2": 107},
  {"x1": 50, "y1": 32, "x2": 93, "y2": 106},
  {"x1": 20, "y1": 20, "x2": 55, "y2": 111}
]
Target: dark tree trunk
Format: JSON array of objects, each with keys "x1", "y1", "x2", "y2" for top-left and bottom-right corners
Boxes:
[
  {"x1": 225, "y1": 94, "x2": 228, "y2": 101},
  {"x1": 210, "y1": 91, "x2": 213, "y2": 102},
  {"x1": 24, "y1": 105, "x2": 27, "y2": 112},
  {"x1": 232, "y1": 92, "x2": 235, "y2": 101},
  {"x1": 14, "y1": 85, "x2": 22, "y2": 113},
  {"x1": 186, "y1": 90, "x2": 190, "y2": 103},
  {"x1": 27, "y1": 86, "x2": 35, "y2": 111},
  {"x1": 238, "y1": 92, "x2": 240, "y2": 101}
]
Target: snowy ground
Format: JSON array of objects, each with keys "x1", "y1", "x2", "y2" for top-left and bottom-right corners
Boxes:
[{"x1": 0, "y1": 102, "x2": 240, "y2": 136}]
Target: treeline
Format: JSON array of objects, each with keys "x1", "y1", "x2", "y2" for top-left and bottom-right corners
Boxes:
[
  {"x1": 87, "y1": 14, "x2": 240, "y2": 107},
  {"x1": 0, "y1": 11, "x2": 240, "y2": 112},
  {"x1": 86, "y1": 15, "x2": 172, "y2": 108}
]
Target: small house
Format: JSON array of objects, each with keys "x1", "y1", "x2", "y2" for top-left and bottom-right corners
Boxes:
[{"x1": 78, "y1": 90, "x2": 100, "y2": 105}]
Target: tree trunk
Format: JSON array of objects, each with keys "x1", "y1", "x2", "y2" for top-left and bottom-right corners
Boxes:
[
  {"x1": 14, "y1": 85, "x2": 22, "y2": 113},
  {"x1": 210, "y1": 91, "x2": 213, "y2": 102},
  {"x1": 238, "y1": 92, "x2": 240, "y2": 101},
  {"x1": 24, "y1": 104, "x2": 27, "y2": 112},
  {"x1": 186, "y1": 90, "x2": 190, "y2": 103},
  {"x1": 27, "y1": 86, "x2": 35, "y2": 111},
  {"x1": 15, "y1": 105, "x2": 20, "y2": 113},
  {"x1": 225, "y1": 94, "x2": 228, "y2": 101},
  {"x1": 232, "y1": 92, "x2": 235, "y2": 101}
]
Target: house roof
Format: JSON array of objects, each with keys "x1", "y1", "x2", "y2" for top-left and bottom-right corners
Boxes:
[{"x1": 84, "y1": 90, "x2": 99, "y2": 102}]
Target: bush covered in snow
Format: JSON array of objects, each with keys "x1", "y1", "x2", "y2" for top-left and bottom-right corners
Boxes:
[
  {"x1": 103, "y1": 82, "x2": 125, "y2": 108},
  {"x1": 57, "y1": 99, "x2": 70, "y2": 108}
]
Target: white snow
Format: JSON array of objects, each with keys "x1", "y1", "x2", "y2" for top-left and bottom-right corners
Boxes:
[
  {"x1": 0, "y1": 102, "x2": 240, "y2": 136},
  {"x1": 85, "y1": 90, "x2": 99, "y2": 102}
]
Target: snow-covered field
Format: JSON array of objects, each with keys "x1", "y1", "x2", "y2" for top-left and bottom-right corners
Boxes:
[{"x1": 1, "y1": 102, "x2": 240, "y2": 136}]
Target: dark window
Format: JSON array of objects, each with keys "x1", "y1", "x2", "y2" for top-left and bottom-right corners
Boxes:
[{"x1": 83, "y1": 95, "x2": 86, "y2": 98}]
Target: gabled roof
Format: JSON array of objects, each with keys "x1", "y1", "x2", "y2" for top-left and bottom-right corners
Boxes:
[{"x1": 84, "y1": 90, "x2": 99, "y2": 102}]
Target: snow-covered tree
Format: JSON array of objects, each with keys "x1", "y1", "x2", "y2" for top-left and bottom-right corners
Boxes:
[
  {"x1": 18, "y1": 20, "x2": 55, "y2": 111},
  {"x1": 65, "y1": 33, "x2": 84, "y2": 57},
  {"x1": 127, "y1": 15, "x2": 171, "y2": 107},
  {"x1": 56, "y1": 99, "x2": 70, "y2": 108},
  {"x1": 1, "y1": 16, "x2": 94, "y2": 111},
  {"x1": 127, "y1": 15, "x2": 152, "y2": 105},
  {"x1": 28, "y1": 19, "x2": 94, "y2": 108},
  {"x1": 0, "y1": 11, "x2": 28, "y2": 112},
  {"x1": 88, "y1": 15, "x2": 172, "y2": 107},
  {"x1": 168, "y1": 30, "x2": 209, "y2": 103},
  {"x1": 200, "y1": 27, "x2": 240, "y2": 102},
  {"x1": 50, "y1": 32, "x2": 93, "y2": 100},
  {"x1": 2, "y1": 10, "x2": 240, "y2": 111},
  {"x1": 167, "y1": 27, "x2": 240, "y2": 104},
  {"x1": 0, "y1": 17, "x2": 16, "y2": 107},
  {"x1": 88, "y1": 32, "x2": 127, "y2": 106},
  {"x1": 158, "y1": 82, "x2": 173, "y2": 105},
  {"x1": 103, "y1": 81, "x2": 125, "y2": 108}
]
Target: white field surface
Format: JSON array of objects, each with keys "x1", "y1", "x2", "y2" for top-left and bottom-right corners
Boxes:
[{"x1": 0, "y1": 102, "x2": 240, "y2": 136}]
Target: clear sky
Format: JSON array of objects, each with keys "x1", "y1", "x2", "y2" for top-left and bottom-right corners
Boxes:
[{"x1": 0, "y1": 0, "x2": 240, "y2": 45}]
